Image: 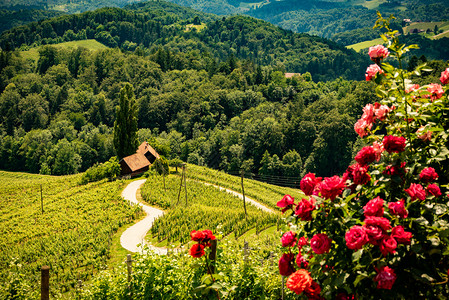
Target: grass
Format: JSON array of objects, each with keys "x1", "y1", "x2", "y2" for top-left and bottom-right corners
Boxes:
[
  {"x1": 359, "y1": 0, "x2": 387, "y2": 10},
  {"x1": 185, "y1": 23, "x2": 206, "y2": 32},
  {"x1": 20, "y1": 39, "x2": 108, "y2": 61},
  {"x1": 347, "y1": 37, "x2": 384, "y2": 52},
  {"x1": 403, "y1": 21, "x2": 449, "y2": 35}
]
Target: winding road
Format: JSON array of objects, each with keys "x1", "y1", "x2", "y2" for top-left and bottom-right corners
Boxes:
[{"x1": 119, "y1": 178, "x2": 274, "y2": 254}]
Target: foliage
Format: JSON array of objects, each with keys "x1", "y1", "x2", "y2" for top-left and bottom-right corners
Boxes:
[
  {"x1": 80, "y1": 156, "x2": 121, "y2": 184},
  {"x1": 113, "y1": 82, "x2": 138, "y2": 159},
  {"x1": 276, "y1": 14, "x2": 449, "y2": 299},
  {"x1": 0, "y1": 171, "x2": 140, "y2": 299}
]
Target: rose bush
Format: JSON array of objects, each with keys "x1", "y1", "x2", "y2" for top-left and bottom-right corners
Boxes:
[{"x1": 277, "y1": 13, "x2": 449, "y2": 299}]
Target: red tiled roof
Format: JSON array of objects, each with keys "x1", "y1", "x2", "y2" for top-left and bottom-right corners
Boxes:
[{"x1": 121, "y1": 153, "x2": 151, "y2": 172}]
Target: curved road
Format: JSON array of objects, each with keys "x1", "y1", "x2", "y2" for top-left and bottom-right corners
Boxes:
[
  {"x1": 119, "y1": 179, "x2": 274, "y2": 254},
  {"x1": 120, "y1": 179, "x2": 167, "y2": 254}
]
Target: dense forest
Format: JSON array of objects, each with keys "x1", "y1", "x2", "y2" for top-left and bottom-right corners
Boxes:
[
  {"x1": 0, "y1": 9, "x2": 65, "y2": 33},
  {"x1": 0, "y1": 2, "x2": 370, "y2": 82},
  {"x1": 0, "y1": 1, "x2": 448, "y2": 181}
]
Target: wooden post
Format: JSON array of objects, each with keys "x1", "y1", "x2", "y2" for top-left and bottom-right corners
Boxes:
[
  {"x1": 126, "y1": 254, "x2": 132, "y2": 283},
  {"x1": 281, "y1": 275, "x2": 285, "y2": 300},
  {"x1": 244, "y1": 241, "x2": 249, "y2": 264},
  {"x1": 41, "y1": 265, "x2": 50, "y2": 300},
  {"x1": 40, "y1": 184, "x2": 44, "y2": 214},
  {"x1": 208, "y1": 239, "x2": 217, "y2": 274},
  {"x1": 241, "y1": 170, "x2": 247, "y2": 218},
  {"x1": 184, "y1": 164, "x2": 187, "y2": 206}
]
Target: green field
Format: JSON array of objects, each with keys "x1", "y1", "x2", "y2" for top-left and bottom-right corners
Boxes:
[
  {"x1": 347, "y1": 37, "x2": 384, "y2": 52},
  {"x1": 20, "y1": 39, "x2": 108, "y2": 61},
  {"x1": 403, "y1": 21, "x2": 449, "y2": 35},
  {"x1": 0, "y1": 171, "x2": 139, "y2": 298}
]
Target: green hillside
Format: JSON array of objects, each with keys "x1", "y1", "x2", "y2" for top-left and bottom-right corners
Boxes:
[{"x1": 20, "y1": 39, "x2": 108, "y2": 60}]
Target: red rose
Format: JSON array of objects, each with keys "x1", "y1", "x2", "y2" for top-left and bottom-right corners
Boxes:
[
  {"x1": 189, "y1": 243, "x2": 205, "y2": 258},
  {"x1": 374, "y1": 266, "x2": 396, "y2": 290},
  {"x1": 379, "y1": 235, "x2": 397, "y2": 256},
  {"x1": 383, "y1": 162, "x2": 407, "y2": 177},
  {"x1": 281, "y1": 231, "x2": 297, "y2": 247},
  {"x1": 277, "y1": 194, "x2": 295, "y2": 213},
  {"x1": 427, "y1": 183, "x2": 442, "y2": 197},
  {"x1": 355, "y1": 146, "x2": 376, "y2": 166},
  {"x1": 345, "y1": 225, "x2": 369, "y2": 250},
  {"x1": 405, "y1": 183, "x2": 426, "y2": 201},
  {"x1": 286, "y1": 269, "x2": 313, "y2": 295},
  {"x1": 352, "y1": 164, "x2": 371, "y2": 185},
  {"x1": 383, "y1": 135, "x2": 406, "y2": 153},
  {"x1": 320, "y1": 176, "x2": 346, "y2": 200},
  {"x1": 279, "y1": 253, "x2": 296, "y2": 276},
  {"x1": 391, "y1": 226, "x2": 412, "y2": 244},
  {"x1": 190, "y1": 230, "x2": 206, "y2": 242},
  {"x1": 364, "y1": 216, "x2": 391, "y2": 244},
  {"x1": 295, "y1": 198, "x2": 316, "y2": 221},
  {"x1": 298, "y1": 236, "x2": 309, "y2": 248},
  {"x1": 310, "y1": 233, "x2": 332, "y2": 254},
  {"x1": 419, "y1": 167, "x2": 438, "y2": 183},
  {"x1": 300, "y1": 173, "x2": 322, "y2": 196},
  {"x1": 304, "y1": 281, "x2": 321, "y2": 298},
  {"x1": 336, "y1": 293, "x2": 356, "y2": 300},
  {"x1": 388, "y1": 200, "x2": 408, "y2": 218},
  {"x1": 296, "y1": 253, "x2": 309, "y2": 269},
  {"x1": 363, "y1": 196, "x2": 384, "y2": 217}
]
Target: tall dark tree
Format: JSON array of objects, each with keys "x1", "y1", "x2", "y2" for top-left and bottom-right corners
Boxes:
[{"x1": 113, "y1": 83, "x2": 139, "y2": 159}]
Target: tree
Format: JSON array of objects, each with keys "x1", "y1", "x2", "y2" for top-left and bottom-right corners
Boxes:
[{"x1": 113, "y1": 83, "x2": 139, "y2": 159}]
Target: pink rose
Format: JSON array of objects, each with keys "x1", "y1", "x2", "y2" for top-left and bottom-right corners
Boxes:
[
  {"x1": 405, "y1": 183, "x2": 426, "y2": 201},
  {"x1": 383, "y1": 135, "x2": 406, "y2": 153},
  {"x1": 406, "y1": 83, "x2": 420, "y2": 93},
  {"x1": 388, "y1": 200, "x2": 408, "y2": 218},
  {"x1": 310, "y1": 233, "x2": 332, "y2": 254},
  {"x1": 440, "y1": 68, "x2": 449, "y2": 85},
  {"x1": 319, "y1": 176, "x2": 346, "y2": 200},
  {"x1": 278, "y1": 253, "x2": 295, "y2": 276},
  {"x1": 374, "y1": 102, "x2": 392, "y2": 121},
  {"x1": 363, "y1": 196, "x2": 384, "y2": 217},
  {"x1": 355, "y1": 146, "x2": 376, "y2": 166},
  {"x1": 427, "y1": 83, "x2": 444, "y2": 100},
  {"x1": 345, "y1": 226, "x2": 369, "y2": 250},
  {"x1": 365, "y1": 64, "x2": 383, "y2": 81},
  {"x1": 300, "y1": 173, "x2": 322, "y2": 196},
  {"x1": 281, "y1": 231, "x2": 297, "y2": 247},
  {"x1": 277, "y1": 194, "x2": 295, "y2": 213},
  {"x1": 372, "y1": 141, "x2": 384, "y2": 161},
  {"x1": 426, "y1": 183, "x2": 442, "y2": 197},
  {"x1": 374, "y1": 266, "x2": 396, "y2": 289},
  {"x1": 419, "y1": 167, "x2": 438, "y2": 183},
  {"x1": 295, "y1": 198, "x2": 316, "y2": 221},
  {"x1": 368, "y1": 44, "x2": 390, "y2": 62},
  {"x1": 391, "y1": 225, "x2": 412, "y2": 244},
  {"x1": 362, "y1": 104, "x2": 375, "y2": 123},
  {"x1": 354, "y1": 118, "x2": 373, "y2": 138}
]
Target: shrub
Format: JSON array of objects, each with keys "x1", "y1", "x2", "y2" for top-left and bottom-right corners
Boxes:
[
  {"x1": 80, "y1": 156, "x2": 121, "y2": 184},
  {"x1": 277, "y1": 14, "x2": 449, "y2": 299}
]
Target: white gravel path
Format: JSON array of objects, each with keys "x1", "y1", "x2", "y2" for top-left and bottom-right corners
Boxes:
[
  {"x1": 119, "y1": 179, "x2": 167, "y2": 254},
  {"x1": 201, "y1": 182, "x2": 274, "y2": 214}
]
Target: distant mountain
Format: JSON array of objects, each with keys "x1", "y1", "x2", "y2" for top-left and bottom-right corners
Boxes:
[
  {"x1": 0, "y1": 0, "x2": 140, "y2": 13},
  {"x1": 0, "y1": 9, "x2": 65, "y2": 33},
  {"x1": 0, "y1": 1, "x2": 370, "y2": 81}
]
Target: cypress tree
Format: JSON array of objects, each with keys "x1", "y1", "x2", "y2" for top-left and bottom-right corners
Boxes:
[{"x1": 113, "y1": 83, "x2": 139, "y2": 159}]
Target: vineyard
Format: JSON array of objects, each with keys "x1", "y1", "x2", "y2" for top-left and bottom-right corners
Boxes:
[
  {"x1": 0, "y1": 171, "x2": 141, "y2": 299},
  {"x1": 184, "y1": 164, "x2": 305, "y2": 209},
  {"x1": 140, "y1": 171, "x2": 280, "y2": 245}
]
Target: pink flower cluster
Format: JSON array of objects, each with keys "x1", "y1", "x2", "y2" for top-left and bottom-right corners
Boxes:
[
  {"x1": 354, "y1": 103, "x2": 393, "y2": 137},
  {"x1": 368, "y1": 44, "x2": 390, "y2": 62},
  {"x1": 440, "y1": 68, "x2": 449, "y2": 85}
]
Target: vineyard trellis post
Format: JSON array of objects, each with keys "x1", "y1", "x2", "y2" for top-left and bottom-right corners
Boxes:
[
  {"x1": 281, "y1": 275, "x2": 285, "y2": 300},
  {"x1": 126, "y1": 254, "x2": 133, "y2": 299},
  {"x1": 244, "y1": 241, "x2": 249, "y2": 264},
  {"x1": 241, "y1": 170, "x2": 247, "y2": 218},
  {"x1": 40, "y1": 184, "x2": 43, "y2": 214},
  {"x1": 41, "y1": 265, "x2": 50, "y2": 300},
  {"x1": 177, "y1": 163, "x2": 187, "y2": 206}
]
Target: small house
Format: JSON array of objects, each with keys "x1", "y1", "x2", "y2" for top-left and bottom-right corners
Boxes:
[{"x1": 119, "y1": 142, "x2": 160, "y2": 176}]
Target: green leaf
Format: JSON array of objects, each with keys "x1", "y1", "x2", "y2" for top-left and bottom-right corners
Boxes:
[
  {"x1": 353, "y1": 274, "x2": 367, "y2": 287},
  {"x1": 352, "y1": 249, "x2": 363, "y2": 262}
]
